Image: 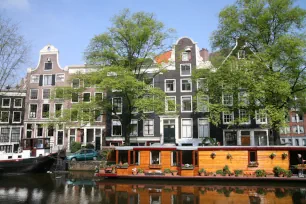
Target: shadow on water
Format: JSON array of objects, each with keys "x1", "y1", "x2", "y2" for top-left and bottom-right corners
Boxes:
[{"x1": 0, "y1": 171, "x2": 306, "y2": 203}]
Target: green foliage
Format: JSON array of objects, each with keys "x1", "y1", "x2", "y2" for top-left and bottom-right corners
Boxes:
[
  {"x1": 273, "y1": 166, "x2": 286, "y2": 177},
  {"x1": 234, "y1": 169, "x2": 243, "y2": 176},
  {"x1": 216, "y1": 169, "x2": 223, "y2": 175},
  {"x1": 137, "y1": 168, "x2": 144, "y2": 173},
  {"x1": 198, "y1": 168, "x2": 206, "y2": 173},
  {"x1": 255, "y1": 169, "x2": 266, "y2": 177},
  {"x1": 70, "y1": 142, "x2": 81, "y2": 153},
  {"x1": 163, "y1": 168, "x2": 171, "y2": 173},
  {"x1": 85, "y1": 143, "x2": 95, "y2": 149}
]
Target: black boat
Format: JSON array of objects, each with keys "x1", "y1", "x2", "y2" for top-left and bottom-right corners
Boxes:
[{"x1": 0, "y1": 138, "x2": 58, "y2": 173}]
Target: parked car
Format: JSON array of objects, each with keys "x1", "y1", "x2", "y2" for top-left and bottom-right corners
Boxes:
[{"x1": 66, "y1": 149, "x2": 99, "y2": 161}]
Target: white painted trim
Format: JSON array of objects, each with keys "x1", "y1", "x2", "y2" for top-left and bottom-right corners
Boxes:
[
  {"x1": 71, "y1": 78, "x2": 80, "y2": 88},
  {"x1": 164, "y1": 79, "x2": 176, "y2": 93},
  {"x1": 198, "y1": 118, "x2": 209, "y2": 138},
  {"x1": 44, "y1": 61, "x2": 53, "y2": 71},
  {"x1": 43, "y1": 74, "x2": 53, "y2": 86},
  {"x1": 180, "y1": 63, "x2": 192, "y2": 77},
  {"x1": 54, "y1": 103, "x2": 63, "y2": 118},
  {"x1": 197, "y1": 95, "x2": 209, "y2": 112},
  {"x1": 55, "y1": 73, "x2": 65, "y2": 82},
  {"x1": 30, "y1": 75, "x2": 40, "y2": 83},
  {"x1": 239, "y1": 109, "x2": 251, "y2": 124},
  {"x1": 180, "y1": 78, "x2": 192, "y2": 92},
  {"x1": 175, "y1": 36, "x2": 196, "y2": 45},
  {"x1": 111, "y1": 119, "x2": 122, "y2": 136},
  {"x1": 42, "y1": 88, "x2": 51, "y2": 100},
  {"x1": 41, "y1": 104, "x2": 50, "y2": 119},
  {"x1": 255, "y1": 110, "x2": 267, "y2": 124},
  {"x1": 83, "y1": 92, "x2": 91, "y2": 102},
  {"x1": 181, "y1": 118, "x2": 193, "y2": 139},
  {"x1": 71, "y1": 93, "x2": 79, "y2": 103},
  {"x1": 143, "y1": 119, "x2": 154, "y2": 136},
  {"x1": 130, "y1": 119, "x2": 138, "y2": 136},
  {"x1": 28, "y1": 103, "x2": 38, "y2": 119},
  {"x1": 12, "y1": 111, "x2": 22, "y2": 123},
  {"x1": 197, "y1": 78, "x2": 207, "y2": 91},
  {"x1": 30, "y1": 89, "x2": 39, "y2": 100},
  {"x1": 222, "y1": 93, "x2": 233, "y2": 106},
  {"x1": 1, "y1": 98, "x2": 10, "y2": 108},
  {"x1": 0, "y1": 111, "x2": 10, "y2": 123},
  {"x1": 222, "y1": 112, "x2": 234, "y2": 124},
  {"x1": 150, "y1": 150, "x2": 161, "y2": 165},
  {"x1": 165, "y1": 96, "x2": 176, "y2": 112},
  {"x1": 181, "y1": 95, "x2": 192, "y2": 112},
  {"x1": 112, "y1": 97, "x2": 122, "y2": 114},
  {"x1": 13, "y1": 98, "x2": 23, "y2": 108}
]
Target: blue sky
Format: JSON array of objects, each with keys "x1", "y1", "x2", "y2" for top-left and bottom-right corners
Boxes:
[{"x1": 1, "y1": 0, "x2": 306, "y2": 77}]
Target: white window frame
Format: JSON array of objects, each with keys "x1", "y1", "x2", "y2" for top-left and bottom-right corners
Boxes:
[
  {"x1": 94, "y1": 110, "x2": 102, "y2": 122},
  {"x1": 181, "y1": 52, "x2": 189, "y2": 61},
  {"x1": 255, "y1": 110, "x2": 267, "y2": 124},
  {"x1": 83, "y1": 92, "x2": 91, "y2": 102},
  {"x1": 42, "y1": 89, "x2": 51, "y2": 100},
  {"x1": 112, "y1": 119, "x2": 122, "y2": 136},
  {"x1": 29, "y1": 104, "x2": 38, "y2": 119},
  {"x1": 112, "y1": 97, "x2": 122, "y2": 114},
  {"x1": 197, "y1": 78, "x2": 207, "y2": 91},
  {"x1": 238, "y1": 91, "x2": 249, "y2": 106},
  {"x1": 150, "y1": 151, "x2": 160, "y2": 165},
  {"x1": 238, "y1": 50, "x2": 246, "y2": 59},
  {"x1": 181, "y1": 95, "x2": 192, "y2": 112},
  {"x1": 94, "y1": 92, "x2": 103, "y2": 101},
  {"x1": 223, "y1": 112, "x2": 234, "y2": 124},
  {"x1": 181, "y1": 118, "x2": 193, "y2": 138},
  {"x1": 1, "y1": 98, "x2": 10, "y2": 108},
  {"x1": 0, "y1": 111, "x2": 9, "y2": 123},
  {"x1": 198, "y1": 118, "x2": 209, "y2": 138},
  {"x1": 30, "y1": 89, "x2": 38, "y2": 100},
  {"x1": 30, "y1": 75, "x2": 39, "y2": 83},
  {"x1": 54, "y1": 104, "x2": 63, "y2": 118},
  {"x1": 164, "y1": 79, "x2": 176, "y2": 93},
  {"x1": 41, "y1": 104, "x2": 50, "y2": 119},
  {"x1": 239, "y1": 109, "x2": 250, "y2": 124},
  {"x1": 44, "y1": 62, "x2": 53, "y2": 70},
  {"x1": 181, "y1": 78, "x2": 192, "y2": 92},
  {"x1": 56, "y1": 73, "x2": 65, "y2": 82},
  {"x1": 180, "y1": 63, "x2": 191, "y2": 76},
  {"x1": 143, "y1": 119, "x2": 154, "y2": 136},
  {"x1": 197, "y1": 95, "x2": 209, "y2": 112},
  {"x1": 130, "y1": 119, "x2": 138, "y2": 136},
  {"x1": 14, "y1": 98, "x2": 22, "y2": 108},
  {"x1": 71, "y1": 78, "x2": 80, "y2": 88},
  {"x1": 43, "y1": 74, "x2": 52, "y2": 86},
  {"x1": 165, "y1": 96, "x2": 176, "y2": 112},
  {"x1": 12, "y1": 111, "x2": 21, "y2": 123},
  {"x1": 222, "y1": 93, "x2": 233, "y2": 106},
  {"x1": 71, "y1": 93, "x2": 79, "y2": 103}
]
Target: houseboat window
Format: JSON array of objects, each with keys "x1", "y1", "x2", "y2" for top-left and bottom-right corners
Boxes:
[
  {"x1": 0, "y1": 145, "x2": 11, "y2": 153},
  {"x1": 182, "y1": 194, "x2": 194, "y2": 203},
  {"x1": 118, "y1": 150, "x2": 128, "y2": 164},
  {"x1": 37, "y1": 139, "x2": 43, "y2": 148},
  {"x1": 150, "y1": 151, "x2": 160, "y2": 164},
  {"x1": 150, "y1": 195, "x2": 161, "y2": 204},
  {"x1": 171, "y1": 151, "x2": 177, "y2": 166},
  {"x1": 8, "y1": 156, "x2": 12, "y2": 159},
  {"x1": 303, "y1": 139, "x2": 306, "y2": 146},
  {"x1": 18, "y1": 155, "x2": 22, "y2": 158},
  {"x1": 130, "y1": 150, "x2": 140, "y2": 165},
  {"x1": 182, "y1": 150, "x2": 193, "y2": 166},
  {"x1": 195, "y1": 151, "x2": 198, "y2": 166},
  {"x1": 0, "y1": 128, "x2": 10, "y2": 143},
  {"x1": 249, "y1": 151, "x2": 257, "y2": 163}
]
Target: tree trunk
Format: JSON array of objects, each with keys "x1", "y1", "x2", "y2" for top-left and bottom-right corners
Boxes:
[{"x1": 271, "y1": 127, "x2": 281, "y2": 146}]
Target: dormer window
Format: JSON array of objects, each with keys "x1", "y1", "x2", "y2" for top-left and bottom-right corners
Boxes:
[
  {"x1": 45, "y1": 59, "x2": 52, "y2": 70},
  {"x1": 238, "y1": 50, "x2": 246, "y2": 59}
]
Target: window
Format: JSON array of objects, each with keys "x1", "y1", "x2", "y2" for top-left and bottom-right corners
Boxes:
[
  {"x1": 11, "y1": 127, "x2": 20, "y2": 142},
  {"x1": 181, "y1": 96, "x2": 192, "y2": 112},
  {"x1": 180, "y1": 64, "x2": 191, "y2": 76},
  {"x1": 42, "y1": 104, "x2": 50, "y2": 118},
  {"x1": 47, "y1": 127, "x2": 54, "y2": 137},
  {"x1": 43, "y1": 75, "x2": 52, "y2": 86},
  {"x1": 165, "y1": 96, "x2": 176, "y2": 112},
  {"x1": 295, "y1": 139, "x2": 300, "y2": 146},
  {"x1": 37, "y1": 124, "x2": 43, "y2": 137},
  {"x1": 150, "y1": 150, "x2": 160, "y2": 164},
  {"x1": 112, "y1": 97, "x2": 122, "y2": 114},
  {"x1": 14, "y1": 98, "x2": 22, "y2": 108},
  {"x1": 56, "y1": 73, "x2": 65, "y2": 82},
  {"x1": 225, "y1": 131, "x2": 237, "y2": 146},
  {"x1": 45, "y1": 62, "x2": 52, "y2": 70},
  {"x1": 222, "y1": 93, "x2": 233, "y2": 106},
  {"x1": 255, "y1": 110, "x2": 267, "y2": 124},
  {"x1": 43, "y1": 89, "x2": 51, "y2": 99},
  {"x1": 223, "y1": 112, "x2": 234, "y2": 124},
  {"x1": 30, "y1": 75, "x2": 39, "y2": 83},
  {"x1": 72, "y1": 79, "x2": 80, "y2": 88},
  {"x1": 181, "y1": 52, "x2": 190, "y2": 61},
  {"x1": 144, "y1": 78, "x2": 154, "y2": 89},
  {"x1": 248, "y1": 151, "x2": 258, "y2": 166},
  {"x1": 55, "y1": 89, "x2": 64, "y2": 99},
  {"x1": 238, "y1": 50, "x2": 246, "y2": 59},
  {"x1": 197, "y1": 95, "x2": 209, "y2": 112},
  {"x1": 83, "y1": 93, "x2": 91, "y2": 102},
  {"x1": 71, "y1": 93, "x2": 79, "y2": 103},
  {"x1": 2, "y1": 98, "x2": 10, "y2": 108},
  {"x1": 70, "y1": 110, "x2": 78, "y2": 121},
  {"x1": 95, "y1": 110, "x2": 102, "y2": 121},
  {"x1": 130, "y1": 120, "x2": 138, "y2": 136},
  {"x1": 84, "y1": 79, "x2": 91, "y2": 88},
  {"x1": 112, "y1": 119, "x2": 122, "y2": 136},
  {"x1": 292, "y1": 126, "x2": 304, "y2": 134},
  {"x1": 198, "y1": 118, "x2": 209, "y2": 138},
  {"x1": 181, "y1": 119, "x2": 192, "y2": 138},
  {"x1": 30, "y1": 89, "x2": 38, "y2": 100},
  {"x1": 57, "y1": 131, "x2": 63, "y2": 145},
  {"x1": 130, "y1": 150, "x2": 140, "y2": 165},
  {"x1": 95, "y1": 93, "x2": 103, "y2": 102},
  {"x1": 29, "y1": 104, "x2": 37, "y2": 118},
  {"x1": 171, "y1": 151, "x2": 177, "y2": 166},
  {"x1": 143, "y1": 119, "x2": 154, "y2": 136},
  {"x1": 150, "y1": 195, "x2": 161, "y2": 204},
  {"x1": 182, "y1": 150, "x2": 193, "y2": 166},
  {"x1": 239, "y1": 109, "x2": 250, "y2": 124},
  {"x1": 280, "y1": 126, "x2": 290, "y2": 134},
  {"x1": 165, "y1": 79, "x2": 176, "y2": 92},
  {"x1": 197, "y1": 78, "x2": 208, "y2": 91},
  {"x1": 0, "y1": 128, "x2": 9, "y2": 142},
  {"x1": 300, "y1": 126, "x2": 305, "y2": 133},
  {"x1": 181, "y1": 79, "x2": 192, "y2": 92},
  {"x1": 13, "y1": 111, "x2": 21, "y2": 123},
  {"x1": 1, "y1": 111, "x2": 9, "y2": 123},
  {"x1": 292, "y1": 113, "x2": 304, "y2": 122},
  {"x1": 303, "y1": 139, "x2": 306, "y2": 146},
  {"x1": 238, "y1": 91, "x2": 248, "y2": 106},
  {"x1": 55, "y1": 104, "x2": 63, "y2": 118}
]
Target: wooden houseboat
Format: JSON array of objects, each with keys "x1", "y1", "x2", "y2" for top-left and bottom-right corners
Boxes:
[{"x1": 96, "y1": 145, "x2": 306, "y2": 180}]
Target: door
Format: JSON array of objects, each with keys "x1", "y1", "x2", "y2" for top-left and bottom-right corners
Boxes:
[
  {"x1": 164, "y1": 125, "x2": 175, "y2": 143},
  {"x1": 95, "y1": 137, "x2": 101, "y2": 151}
]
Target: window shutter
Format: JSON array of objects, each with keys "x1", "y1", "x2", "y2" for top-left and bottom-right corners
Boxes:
[
  {"x1": 39, "y1": 75, "x2": 43, "y2": 86},
  {"x1": 52, "y1": 74, "x2": 55, "y2": 85}
]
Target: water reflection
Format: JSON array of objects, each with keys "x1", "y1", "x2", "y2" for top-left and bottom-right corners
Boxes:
[{"x1": 0, "y1": 172, "x2": 306, "y2": 203}]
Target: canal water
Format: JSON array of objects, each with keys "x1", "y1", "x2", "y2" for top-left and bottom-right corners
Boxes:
[{"x1": 0, "y1": 172, "x2": 306, "y2": 204}]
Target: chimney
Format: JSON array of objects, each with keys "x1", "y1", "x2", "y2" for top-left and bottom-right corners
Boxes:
[{"x1": 200, "y1": 48, "x2": 209, "y2": 61}]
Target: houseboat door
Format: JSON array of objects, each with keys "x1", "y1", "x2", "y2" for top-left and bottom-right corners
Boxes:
[{"x1": 164, "y1": 119, "x2": 175, "y2": 143}]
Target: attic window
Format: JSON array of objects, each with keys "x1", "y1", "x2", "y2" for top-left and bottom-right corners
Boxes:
[
  {"x1": 182, "y1": 52, "x2": 191, "y2": 61},
  {"x1": 238, "y1": 50, "x2": 245, "y2": 59},
  {"x1": 45, "y1": 61, "x2": 52, "y2": 70}
]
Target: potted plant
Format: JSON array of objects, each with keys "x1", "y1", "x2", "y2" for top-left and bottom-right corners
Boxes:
[
  {"x1": 255, "y1": 169, "x2": 266, "y2": 177},
  {"x1": 223, "y1": 165, "x2": 231, "y2": 176},
  {"x1": 171, "y1": 170, "x2": 178, "y2": 176},
  {"x1": 181, "y1": 164, "x2": 194, "y2": 169},
  {"x1": 269, "y1": 152, "x2": 276, "y2": 159},
  {"x1": 282, "y1": 152, "x2": 288, "y2": 160},
  {"x1": 216, "y1": 169, "x2": 223, "y2": 176},
  {"x1": 211, "y1": 152, "x2": 216, "y2": 159},
  {"x1": 226, "y1": 153, "x2": 232, "y2": 160},
  {"x1": 285, "y1": 170, "x2": 292, "y2": 177},
  {"x1": 137, "y1": 168, "x2": 144, "y2": 176},
  {"x1": 198, "y1": 168, "x2": 206, "y2": 176},
  {"x1": 234, "y1": 169, "x2": 243, "y2": 177},
  {"x1": 273, "y1": 166, "x2": 285, "y2": 177},
  {"x1": 132, "y1": 168, "x2": 137, "y2": 175},
  {"x1": 163, "y1": 168, "x2": 172, "y2": 176}
]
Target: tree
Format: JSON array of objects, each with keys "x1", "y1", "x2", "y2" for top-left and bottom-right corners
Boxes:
[
  {"x1": 195, "y1": 0, "x2": 306, "y2": 145},
  {"x1": 55, "y1": 9, "x2": 175, "y2": 146},
  {"x1": 0, "y1": 15, "x2": 28, "y2": 89}
]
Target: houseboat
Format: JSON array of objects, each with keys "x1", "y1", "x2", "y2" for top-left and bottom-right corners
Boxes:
[
  {"x1": 96, "y1": 145, "x2": 306, "y2": 180},
  {"x1": 0, "y1": 138, "x2": 57, "y2": 173}
]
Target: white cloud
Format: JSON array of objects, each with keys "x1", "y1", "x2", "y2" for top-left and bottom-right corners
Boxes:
[{"x1": 0, "y1": 0, "x2": 30, "y2": 11}]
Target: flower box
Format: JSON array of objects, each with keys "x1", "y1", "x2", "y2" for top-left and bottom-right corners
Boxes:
[
  {"x1": 181, "y1": 167, "x2": 194, "y2": 170},
  {"x1": 149, "y1": 164, "x2": 162, "y2": 169}
]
